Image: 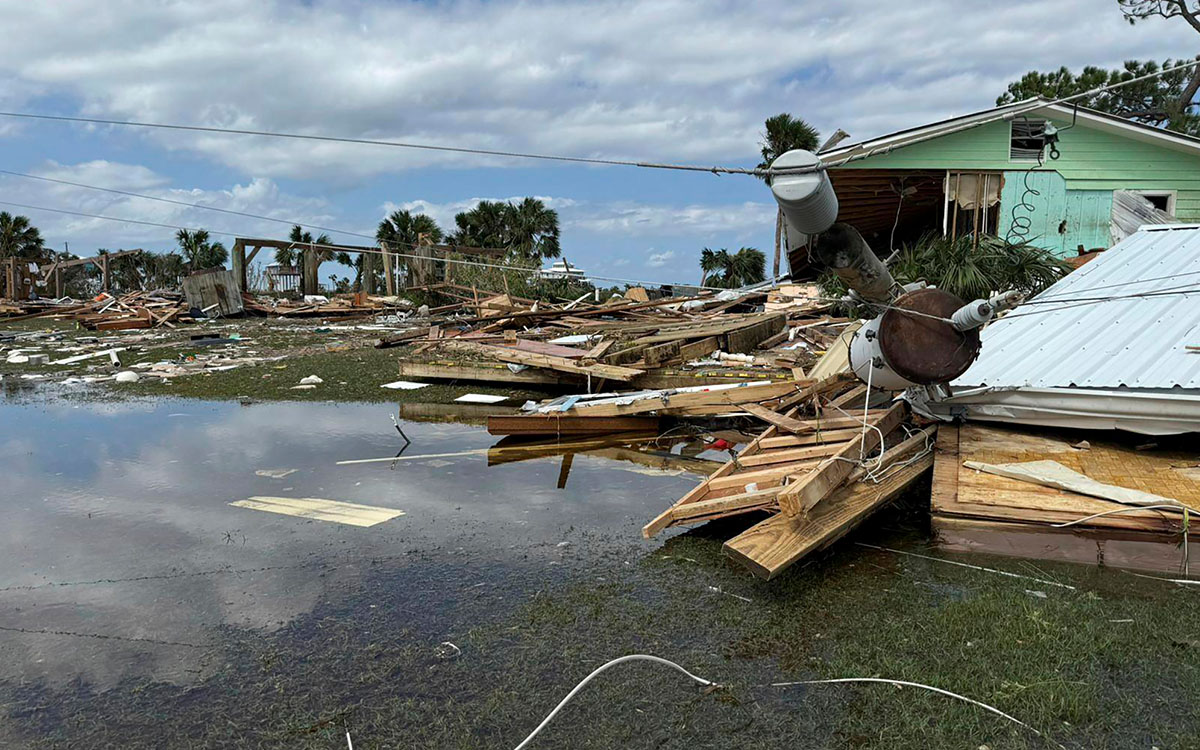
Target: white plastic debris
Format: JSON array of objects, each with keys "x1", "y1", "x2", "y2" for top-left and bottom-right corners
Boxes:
[
  {"x1": 299, "y1": 375, "x2": 324, "y2": 385},
  {"x1": 380, "y1": 380, "x2": 430, "y2": 390},
  {"x1": 114, "y1": 371, "x2": 140, "y2": 383},
  {"x1": 454, "y1": 393, "x2": 508, "y2": 404},
  {"x1": 6, "y1": 353, "x2": 29, "y2": 364}
]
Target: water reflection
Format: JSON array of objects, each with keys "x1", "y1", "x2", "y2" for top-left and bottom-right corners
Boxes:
[{"x1": 0, "y1": 398, "x2": 700, "y2": 687}]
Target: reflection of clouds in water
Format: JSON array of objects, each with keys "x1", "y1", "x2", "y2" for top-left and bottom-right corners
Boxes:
[{"x1": 0, "y1": 399, "x2": 695, "y2": 688}]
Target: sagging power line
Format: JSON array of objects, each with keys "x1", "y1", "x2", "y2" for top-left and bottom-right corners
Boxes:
[{"x1": 2, "y1": 57, "x2": 1198, "y2": 179}]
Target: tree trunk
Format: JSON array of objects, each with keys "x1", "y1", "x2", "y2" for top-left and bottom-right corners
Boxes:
[{"x1": 772, "y1": 209, "x2": 783, "y2": 279}]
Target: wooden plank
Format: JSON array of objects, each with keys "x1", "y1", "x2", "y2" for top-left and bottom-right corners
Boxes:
[
  {"x1": 678, "y1": 336, "x2": 720, "y2": 361},
  {"x1": 668, "y1": 487, "x2": 781, "y2": 523},
  {"x1": 741, "y1": 402, "x2": 821, "y2": 434},
  {"x1": 931, "y1": 424, "x2": 961, "y2": 509},
  {"x1": 734, "y1": 441, "x2": 845, "y2": 468},
  {"x1": 777, "y1": 402, "x2": 907, "y2": 517},
  {"x1": 757, "y1": 428, "x2": 864, "y2": 450},
  {"x1": 564, "y1": 380, "x2": 804, "y2": 418},
  {"x1": 398, "y1": 361, "x2": 571, "y2": 385},
  {"x1": 444, "y1": 340, "x2": 644, "y2": 381},
  {"x1": 230, "y1": 497, "x2": 405, "y2": 527},
  {"x1": 724, "y1": 453, "x2": 933, "y2": 579},
  {"x1": 496, "y1": 339, "x2": 589, "y2": 359},
  {"x1": 486, "y1": 414, "x2": 661, "y2": 436}
]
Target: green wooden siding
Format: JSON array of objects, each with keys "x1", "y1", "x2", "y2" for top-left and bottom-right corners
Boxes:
[
  {"x1": 836, "y1": 117, "x2": 1200, "y2": 224},
  {"x1": 996, "y1": 173, "x2": 1112, "y2": 255}
]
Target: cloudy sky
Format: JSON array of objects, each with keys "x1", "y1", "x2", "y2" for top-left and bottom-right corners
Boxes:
[{"x1": 0, "y1": 0, "x2": 1196, "y2": 285}]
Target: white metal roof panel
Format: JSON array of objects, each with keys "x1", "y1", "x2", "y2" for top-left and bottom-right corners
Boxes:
[{"x1": 953, "y1": 224, "x2": 1200, "y2": 390}]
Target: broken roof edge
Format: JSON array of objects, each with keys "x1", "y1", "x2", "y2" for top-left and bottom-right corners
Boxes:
[
  {"x1": 822, "y1": 97, "x2": 1200, "y2": 164},
  {"x1": 907, "y1": 385, "x2": 1200, "y2": 436}
]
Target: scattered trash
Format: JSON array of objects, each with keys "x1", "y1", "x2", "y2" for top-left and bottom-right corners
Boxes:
[
  {"x1": 454, "y1": 393, "x2": 508, "y2": 404},
  {"x1": 113, "y1": 371, "x2": 140, "y2": 383},
  {"x1": 380, "y1": 380, "x2": 431, "y2": 390},
  {"x1": 299, "y1": 375, "x2": 324, "y2": 385},
  {"x1": 255, "y1": 468, "x2": 299, "y2": 479}
]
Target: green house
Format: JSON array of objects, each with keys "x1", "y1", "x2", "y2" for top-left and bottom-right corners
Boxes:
[{"x1": 814, "y1": 97, "x2": 1194, "y2": 262}]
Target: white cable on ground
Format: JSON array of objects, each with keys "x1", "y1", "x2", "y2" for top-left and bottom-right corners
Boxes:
[
  {"x1": 510, "y1": 654, "x2": 716, "y2": 750},
  {"x1": 767, "y1": 677, "x2": 1060, "y2": 747},
  {"x1": 510, "y1": 653, "x2": 1057, "y2": 750}
]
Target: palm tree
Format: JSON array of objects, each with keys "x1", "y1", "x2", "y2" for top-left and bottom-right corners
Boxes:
[
  {"x1": 507, "y1": 197, "x2": 561, "y2": 262},
  {"x1": 758, "y1": 114, "x2": 821, "y2": 279},
  {"x1": 698, "y1": 247, "x2": 766, "y2": 289},
  {"x1": 175, "y1": 229, "x2": 228, "y2": 271},
  {"x1": 0, "y1": 212, "x2": 47, "y2": 260},
  {"x1": 376, "y1": 210, "x2": 444, "y2": 289},
  {"x1": 285, "y1": 225, "x2": 333, "y2": 282},
  {"x1": 376, "y1": 210, "x2": 443, "y2": 249},
  {"x1": 449, "y1": 201, "x2": 509, "y2": 250}
]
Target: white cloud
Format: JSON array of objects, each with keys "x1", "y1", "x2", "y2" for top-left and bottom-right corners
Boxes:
[
  {"x1": 0, "y1": 160, "x2": 345, "y2": 250},
  {"x1": 0, "y1": 1, "x2": 1194, "y2": 179},
  {"x1": 646, "y1": 250, "x2": 675, "y2": 267},
  {"x1": 569, "y1": 201, "x2": 776, "y2": 236}
]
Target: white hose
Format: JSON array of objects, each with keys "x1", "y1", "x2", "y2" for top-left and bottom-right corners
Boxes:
[{"x1": 509, "y1": 654, "x2": 1057, "y2": 749}]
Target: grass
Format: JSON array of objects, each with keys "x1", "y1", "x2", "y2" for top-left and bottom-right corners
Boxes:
[{"x1": 2, "y1": 496, "x2": 1197, "y2": 749}]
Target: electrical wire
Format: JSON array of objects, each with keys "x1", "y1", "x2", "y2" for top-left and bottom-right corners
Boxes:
[
  {"x1": 507, "y1": 653, "x2": 1059, "y2": 750},
  {"x1": 2, "y1": 57, "x2": 1198, "y2": 179},
  {"x1": 0, "y1": 199, "x2": 742, "y2": 292},
  {"x1": 1004, "y1": 120, "x2": 1045, "y2": 246},
  {"x1": 0, "y1": 167, "x2": 377, "y2": 240}
]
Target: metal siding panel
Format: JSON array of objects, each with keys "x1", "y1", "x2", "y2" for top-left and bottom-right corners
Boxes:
[
  {"x1": 954, "y1": 225, "x2": 1200, "y2": 390},
  {"x1": 997, "y1": 171, "x2": 1067, "y2": 254}
]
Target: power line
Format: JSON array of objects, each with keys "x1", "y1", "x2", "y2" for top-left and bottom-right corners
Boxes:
[
  {"x1": 0, "y1": 199, "x2": 738, "y2": 291},
  {"x1": 0, "y1": 168, "x2": 376, "y2": 241},
  {"x1": 2, "y1": 58, "x2": 1198, "y2": 179},
  {"x1": 0, "y1": 110, "x2": 766, "y2": 176}
]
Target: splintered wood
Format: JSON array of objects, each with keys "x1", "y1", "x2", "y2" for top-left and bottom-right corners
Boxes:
[{"x1": 642, "y1": 377, "x2": 935, "y2": 579}]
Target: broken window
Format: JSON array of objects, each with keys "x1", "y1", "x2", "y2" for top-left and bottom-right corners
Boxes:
[
  {"x1": 1133, "y1": 191, "x2": 1175, "y2": 215},
  {"x1": 1010, "y1": 119, "x2": 1046, "y2": 160}
]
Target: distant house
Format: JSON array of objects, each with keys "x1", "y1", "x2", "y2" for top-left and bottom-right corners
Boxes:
[
  {"x1": 799, "y1": 97, "x2": 1189, "y2": 272},
  {"x1": 538, "y1": 258, "x2": 588, "y2": 282}
]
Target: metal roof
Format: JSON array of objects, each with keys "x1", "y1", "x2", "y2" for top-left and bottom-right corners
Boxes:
[{"x1": 953, "y1": 224, "x2": 1200, "y2": 391}]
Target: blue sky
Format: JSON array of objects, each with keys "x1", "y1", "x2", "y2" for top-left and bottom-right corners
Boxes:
[{"x1": 0, "y1": 0, "x2": 1196, "y2": 287}]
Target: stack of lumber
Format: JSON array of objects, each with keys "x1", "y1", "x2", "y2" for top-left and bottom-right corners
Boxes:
[{"x1": 641, "y1": 376, "x2": 937, "y2": 579}]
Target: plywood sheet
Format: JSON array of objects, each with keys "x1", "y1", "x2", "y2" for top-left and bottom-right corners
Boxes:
[{"x1": 231, "y1": 496, "x2": 405, "y2": 527}]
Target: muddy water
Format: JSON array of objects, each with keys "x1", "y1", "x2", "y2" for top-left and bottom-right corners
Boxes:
[{"x1": 0, "y1": 398, "x2": 699, "y2": 688}]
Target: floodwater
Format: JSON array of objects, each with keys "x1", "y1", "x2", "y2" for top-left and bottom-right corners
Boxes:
[
  {"x1": 2, "y1": 396, "x2": 1198, "y2": 749},
  {"x1": 0, "y1": 397, "x2": 706, "y2": 688}
]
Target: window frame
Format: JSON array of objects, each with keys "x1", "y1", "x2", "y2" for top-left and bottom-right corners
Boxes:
[
  {"x1": 1130, "y1": 190, "x2": 1177, "y2": 216},
  {"x1": 1009, "y1": 119, "x2": 1047, "y2": 162}
]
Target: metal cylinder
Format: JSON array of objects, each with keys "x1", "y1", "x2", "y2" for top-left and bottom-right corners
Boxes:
[
  {"x1": 810, "y1": 223, "x2": 897, "y2": 303},
  {"x1": 768, "y1": 150, "x2": 839, "y2": 236}
]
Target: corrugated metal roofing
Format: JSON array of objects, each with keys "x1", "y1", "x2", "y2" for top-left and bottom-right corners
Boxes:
[{"x1": 954, "y1": 224, "x2": 1200, "y2": 390}]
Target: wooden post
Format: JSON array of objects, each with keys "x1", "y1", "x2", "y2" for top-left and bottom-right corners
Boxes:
[
  {"x1": 100, "y1": 254, "x2": 110, "y2": 292},
  {"x1": 231, "y1": 239, "x2": 247, "y2": 292},
  {"x1": 302, "y1": 243, "x2": 318, "y2": 296},
  {"x1": 363, "y1": 251, "x2": 377, "y2": 294},
  {"x1": 54, "y1": 266, "x2": 62, "y2": 298},
  {"x1": 382, "y1": 243, "x2": 395, "y2": 296}
]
